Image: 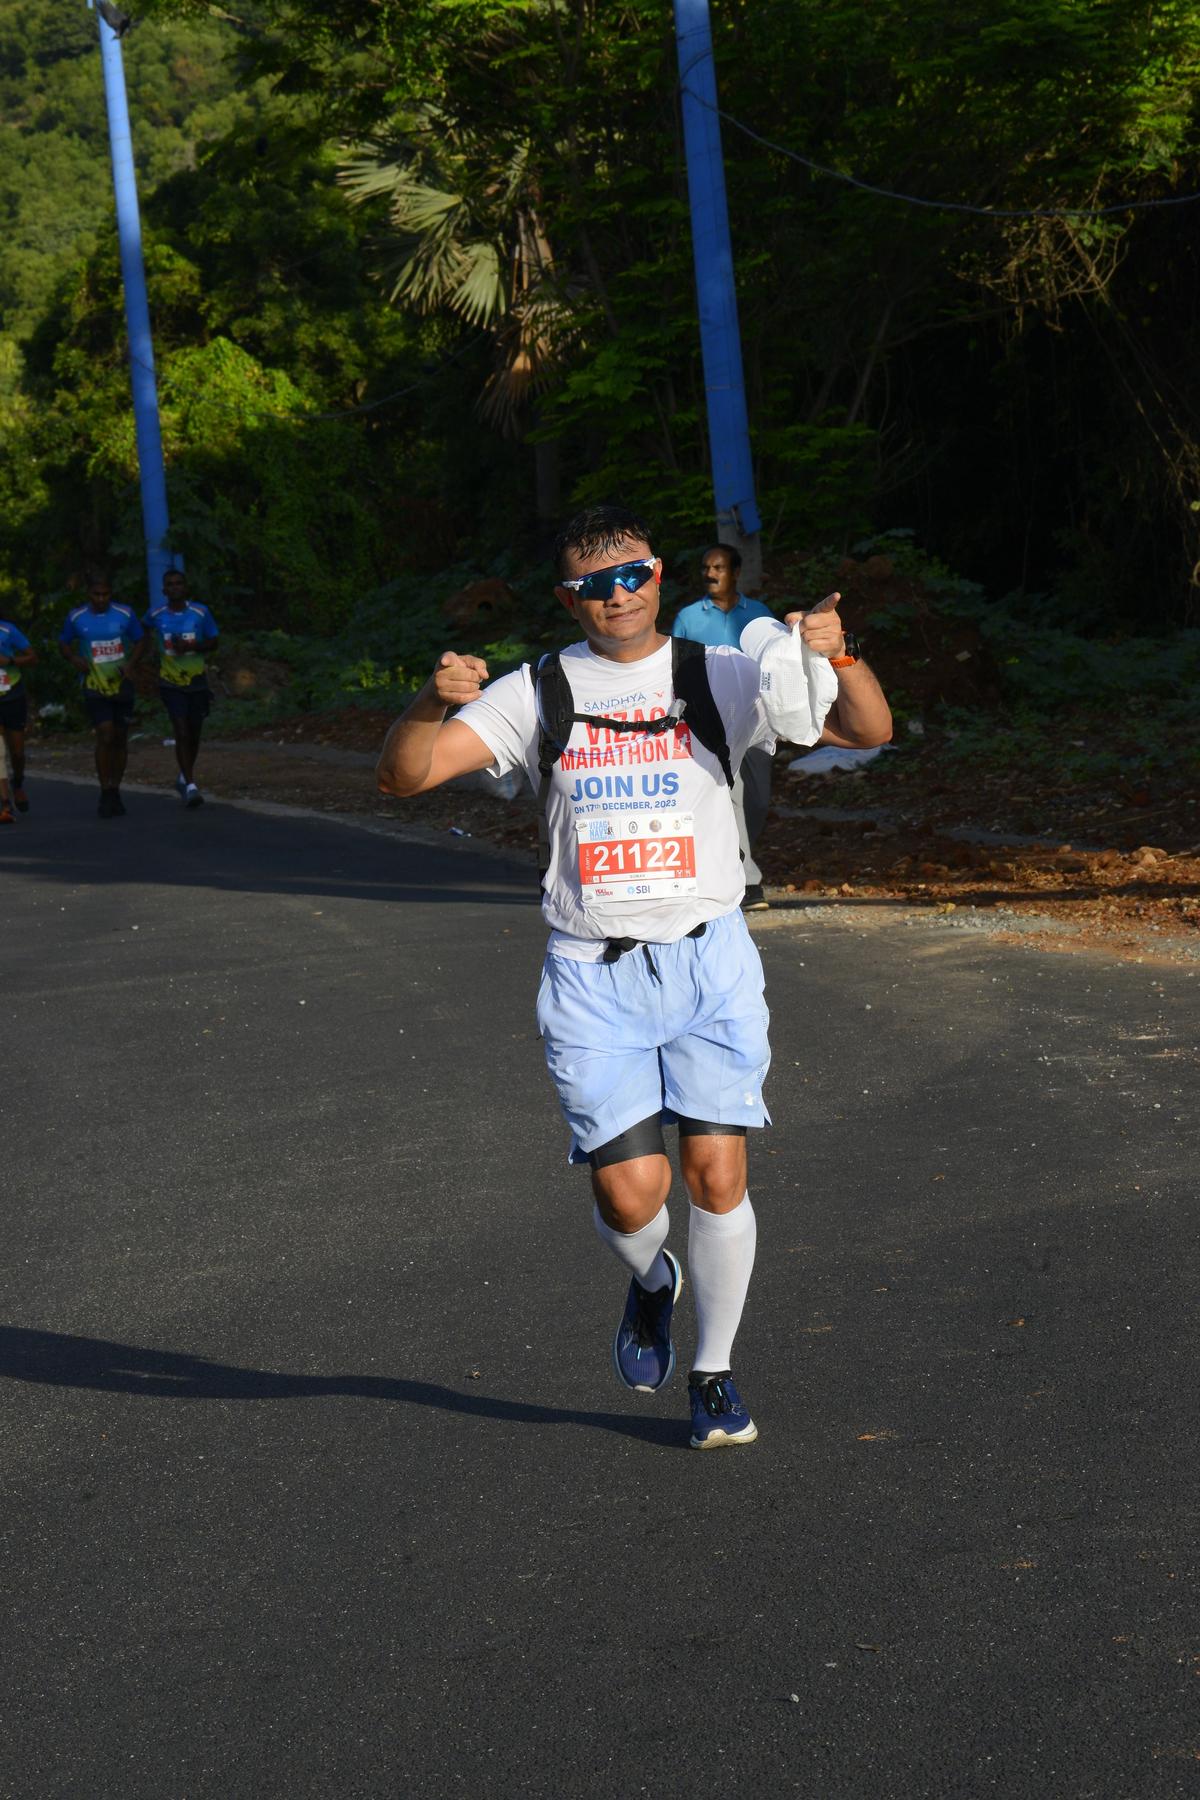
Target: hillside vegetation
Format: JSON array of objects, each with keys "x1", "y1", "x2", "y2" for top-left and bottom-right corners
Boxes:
[{"x1": 3, "y1": 0, "x2": 1200, "y2": 655}]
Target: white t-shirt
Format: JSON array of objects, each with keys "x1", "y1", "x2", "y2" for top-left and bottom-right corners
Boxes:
[{"x1": 456, "y1": 638, "x2": 775, "y2": 960}]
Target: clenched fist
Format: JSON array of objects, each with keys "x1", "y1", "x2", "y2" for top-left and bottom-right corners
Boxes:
[
  {"x1": 429, "y1": 651, "x2": 490, "y2": 708},
  {"x1": 783, "y1": 591, "x2": 845, "y2": 659}
]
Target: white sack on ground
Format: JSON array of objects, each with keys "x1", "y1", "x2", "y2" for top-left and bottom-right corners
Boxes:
[{"x1": 786, "y1": 744, "x2": 894, "y2": 776}]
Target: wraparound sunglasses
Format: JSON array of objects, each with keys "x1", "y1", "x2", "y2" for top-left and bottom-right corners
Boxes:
[{"x1": 560, "y1": 558, "x2": 657, "y2": 602}]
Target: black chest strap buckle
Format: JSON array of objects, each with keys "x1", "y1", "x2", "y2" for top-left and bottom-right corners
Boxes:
[{"x1": 601, "y1": 921, "x2": 706, "y2": 965}]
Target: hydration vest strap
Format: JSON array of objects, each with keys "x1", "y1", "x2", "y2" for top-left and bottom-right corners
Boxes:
[{"x1": 670, "y1": 637, "x2": 734, "y2": 788}]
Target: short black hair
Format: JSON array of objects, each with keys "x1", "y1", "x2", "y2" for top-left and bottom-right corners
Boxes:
[
  {"x1": 703, "y1": 542, "x2": 742, "y2": 574},
  {"x1": 553, "y1": 503, "x2": 656, "y2": 578}
]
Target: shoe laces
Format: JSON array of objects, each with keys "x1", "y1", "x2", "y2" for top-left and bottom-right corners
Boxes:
[
  {"x1": 692, "y1": 1374, "x2": 736, "y2": 1418},
  {"x1": 629, "y1": 1282, "x2": 670, "y2": 1348}
]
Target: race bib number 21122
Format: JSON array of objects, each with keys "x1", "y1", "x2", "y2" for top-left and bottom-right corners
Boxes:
[{"x1": 576, "y1": 809, "x2": 698, "y2": 905}]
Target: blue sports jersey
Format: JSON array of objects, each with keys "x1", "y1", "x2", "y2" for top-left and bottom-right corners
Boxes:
[
  {"x1": 0, "y1": 618, "x2": 32, "y2": 697},
  {"x1": 142, "y1": 600, "x2": 218, "y2": 688},
  {"x1": 59, "y1": 603, "x2": 143, "y2": 696},
  {"x1": 671, "y1": 592, "x2": 775, "y2": 650}
]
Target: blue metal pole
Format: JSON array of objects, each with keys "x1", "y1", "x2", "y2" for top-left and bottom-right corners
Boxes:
[
  {"x1": 673, "y1": 0, "x2": 762, "y2": 582},
  {"x1": 93, "y1": 3, "x2": 174, "y2": 600}
]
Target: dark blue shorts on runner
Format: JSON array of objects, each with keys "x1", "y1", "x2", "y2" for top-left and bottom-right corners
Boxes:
[
  {"x1": 83, "y1": 686, "x2": 135, "y2": 728},
  {"x1": 0, "y1": 691, "x2": 28, "y2": 731},
  {"x1": 160, "y1": 683, "x2": 211, "y2": 725}
]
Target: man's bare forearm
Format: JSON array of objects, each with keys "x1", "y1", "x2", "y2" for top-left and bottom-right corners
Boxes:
[
  {"x1": 376, "y1": 652, "x2": 493, "y2": 795},
  {"x1": 782, "y1": 594, "x2": 891, "y2": 748},
  {"x1": 377, "y1": 683, "x2": 448, "y2": 795},
  {"x1": 826, "y1": 660, "x2": 892, "y2": 746}
]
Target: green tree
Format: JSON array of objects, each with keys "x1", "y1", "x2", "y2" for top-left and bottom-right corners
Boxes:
[
  {"x1": 11, "y1": 0, "x2": 1200, "y2": 625},
  {"x1": 0, "y1": 0, "x2": 271, "y2": 343}
]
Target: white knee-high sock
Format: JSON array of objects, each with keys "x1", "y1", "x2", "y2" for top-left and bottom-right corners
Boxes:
[
  {"x1": 593, "y1": 1203, "x2": 673, "y2": 1293},
  {"x1": 689, "y1": 1194, "x2": 757, "y2": 1373}
]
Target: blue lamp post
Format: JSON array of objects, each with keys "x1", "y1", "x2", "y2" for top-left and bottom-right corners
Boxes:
[
  {"x1": 91, "y1": 0, "x2": 175, "y2": 600},
  {"x1": 673, "y1": 0, "x2": 762, "y2": 589}
]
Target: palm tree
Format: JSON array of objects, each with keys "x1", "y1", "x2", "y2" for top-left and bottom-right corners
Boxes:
[{"x1": 341, "y1": 118, "x2": 575, "y2": 519}]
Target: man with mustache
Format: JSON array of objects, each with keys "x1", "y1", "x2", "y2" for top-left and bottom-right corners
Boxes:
[{"x1": 672, "y1": 543, "x2": 777, "y2": 910}]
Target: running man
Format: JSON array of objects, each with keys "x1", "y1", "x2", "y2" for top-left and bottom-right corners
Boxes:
[
  {"x1": 59, "y1": 573, "x2": 144, "y2": 818},
  {"x1": 140, "y1": 569, "x2": 219, "y2": 808},
  {"x1": 672, "y1": 543, "x2": 777, "y2": 910},
  {"x1": 0, "y1": 611, "x2": 38, "y2": 815},
  {"x1": 377, "y1": 504, "x2": 892, "y2": 1447},
  {"x1": 0, "y1": 730, "x2": 12, "y2": 824}
]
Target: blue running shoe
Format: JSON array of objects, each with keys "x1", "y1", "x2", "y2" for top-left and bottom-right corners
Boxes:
[
  {"x1": 175, "y1": 772, "x2": 187, "y2": 798},
  {"x1": 688, "y1": 1372, "x2": 758, "y2": 1449},
  {"x1": 612, "y1": 1250, "x2": 683, "y2": 1393}
]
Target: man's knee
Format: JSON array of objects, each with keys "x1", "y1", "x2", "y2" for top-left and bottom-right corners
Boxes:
[
  {"x1": 588, "y1": 1115, "x2": 671, "y2": 1229},
  {"x1": 680, "y1": 1128, "x2": 748, "y2": 1211}
]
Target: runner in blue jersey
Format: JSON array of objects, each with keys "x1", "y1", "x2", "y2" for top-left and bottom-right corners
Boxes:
[
  {"x1": 673, "y1": 544, "x2": 777, "y2": 911},
  {"x1": 58, "y1": 573, "x2": 144, "y2": 818},
  {"x1": 0, "y1": 614, "x2": 38, "y2": 815},
  {"x1": 139, "y1": 569, "x2": 219, "y2": 808}
]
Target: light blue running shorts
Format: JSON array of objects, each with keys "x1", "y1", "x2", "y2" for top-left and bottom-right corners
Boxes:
[{"x1": 535, "y1": 908, "x2": 772, "y2": 1164}]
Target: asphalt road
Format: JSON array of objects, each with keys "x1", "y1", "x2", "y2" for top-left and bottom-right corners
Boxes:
[{"x1": 2, "y1": 777, "x2": 1197, "y2": 1799}]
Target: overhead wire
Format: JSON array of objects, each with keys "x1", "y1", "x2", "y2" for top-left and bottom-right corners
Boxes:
[{"x1": 679, "y1": 81, "x2": 1200, "y2": 221}]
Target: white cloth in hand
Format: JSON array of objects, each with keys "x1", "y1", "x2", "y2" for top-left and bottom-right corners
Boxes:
[{"x1": 738, "y1": 616, "x2": 838, "y2": 746}]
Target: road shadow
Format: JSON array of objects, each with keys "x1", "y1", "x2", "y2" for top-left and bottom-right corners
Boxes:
[
  {"x1": 2, "y1": 783, "x2": 539, "y2": 910},
  {"x1": 0, "y1": 1326, "x2": 684, "y2": 1449}
]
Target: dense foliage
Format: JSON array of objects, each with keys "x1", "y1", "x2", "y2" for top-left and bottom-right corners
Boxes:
[
  {"x1": 4, "y1": 0, "x2": 1200, "y2": 639},
  {"x1": 0, "y1": 0, "x2": 265, "y2": 346}
]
